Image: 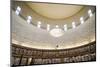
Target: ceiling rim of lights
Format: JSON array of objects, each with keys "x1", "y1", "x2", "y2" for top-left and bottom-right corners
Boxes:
[{"x1": 14, "y1": 6, "x2": 94, "y2": 37}]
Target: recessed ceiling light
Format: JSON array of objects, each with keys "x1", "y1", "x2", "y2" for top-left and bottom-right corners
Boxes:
[
  {"x1": 64, "y1": 24, "x2": 67, "y2": 31},
  {"x1": 80, "y1": 17, "x2": 84, "y2": 24},
  {"x1": 88, "y1": 9, "x2": 93, "y2": 17},
  {"x1": 37, "y1": 21, "x2": 41, "y2": 28},
  {"x1": 15, "y1": 6, "x2": 21, "y2": 15},
  {"x1": 15, "y1": 10, "x2": 20, "y2": 15},
  {"x1": 27, "y1": 19, "x2": 31, "y2": 24},
  {"x1": 55, "y1": 25, "x2": 59, "y2": 28},
  {"x1": 72, "y1": 22, "x2": 76, "y2": 28},
  {"x1": 47, "y1": 24, "x2": 50, "y2": 31},
  {"x1": 38, "y1": 21, "x2": 41, "y2": 25},
  {"x1": 27, "y1": 16, "x2": 32, "y2": 20},
  {"x1": 17, "y1": 6, "x2": 21, "y2": 11},
  {"x1": 27, "y1": 16, "x2": 32, "y2": 24}
]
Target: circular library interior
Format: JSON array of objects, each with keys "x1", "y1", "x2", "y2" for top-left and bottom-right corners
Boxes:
[{"x1": 11, "y1": 1, "x2": 96, "y2": 67}]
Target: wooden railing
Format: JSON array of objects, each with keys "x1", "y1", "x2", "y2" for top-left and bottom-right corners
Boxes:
[{"x1": 11, "y1": 41, "x2": 96, "y2": 66}]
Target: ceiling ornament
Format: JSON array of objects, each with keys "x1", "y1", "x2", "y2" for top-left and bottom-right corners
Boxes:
[{"x1": 49, "y1": 28, "x2": 64, "y2": 37}]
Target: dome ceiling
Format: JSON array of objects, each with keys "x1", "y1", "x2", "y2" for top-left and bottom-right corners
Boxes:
[
  {"x1": 12, "y1": 1, "x2": 96, "y2": 50},
  {"x1": 12, "y1": 10, "x2": 95, "y2": 50},
  {"x1": 27, "y1": 3, "x2": 83, "y2": 19}
]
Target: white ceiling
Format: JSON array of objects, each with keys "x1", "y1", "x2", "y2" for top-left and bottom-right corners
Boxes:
[
  {"x1": 12, "y1": 10, "x2": 95, "y2": 50},
  {"x1": 27, "y1": 3, "x2": 83, "y2": 19}
]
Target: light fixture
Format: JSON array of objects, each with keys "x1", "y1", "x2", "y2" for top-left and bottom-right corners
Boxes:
[
  {"x1": 49, "y1": 28, "x2": 64, "y2": 37},
  {"x1": 27, "y1": 16, "x2": 32, "y2": 24},
  {"x1": 88, "y1": 9, "x2": 93, "y2": 17},
  {"x1": 64, "y1": 24, "x2": 67, "y2": 31},
  {"x1": 15, "y1": 6, "x2": 21, "y2": 15},
  {"x1": 47, "y1": 24, "x2": 50, "y2": 31},
  {"x1": 37, "y1": 21, "x2": 41, "y2": 28},
  {"x1": 80, "y1": 17, "x2": 84, "y2": 24},
  {"x1": 72, "y1": 22, "x2": 76, "y2": 28},
  {"x1": 55, "y1": 25, "x2": 59, "y2": 28}
]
